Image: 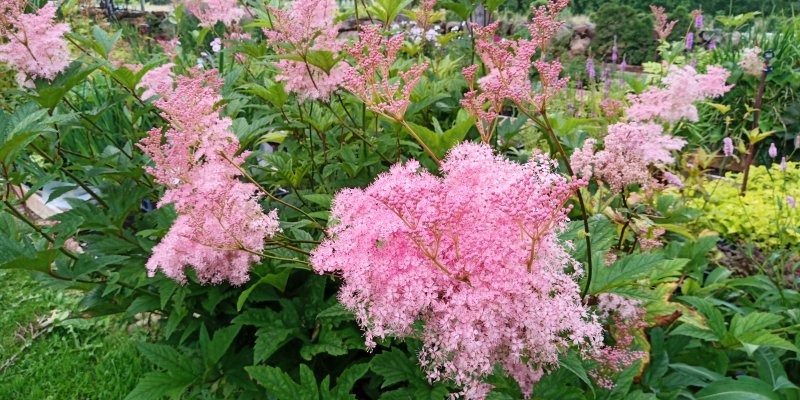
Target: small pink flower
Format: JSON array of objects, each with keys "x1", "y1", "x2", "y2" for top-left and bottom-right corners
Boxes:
[
  {"x1": 787, "y1": 196, "x2": 797, "y2": 209},
  {"x1": 210, "y1": 37, "x2": 222, "y2": 52}
]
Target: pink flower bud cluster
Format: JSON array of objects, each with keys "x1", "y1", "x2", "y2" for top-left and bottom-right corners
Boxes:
[
  {"x1": 311, "y1": 143, "x2": 603, "y2": 398},
  {"x1": 0, "y1": 1, "x2": 71, "y2": 87},
  {"x1": 264, "y1": 0, "x2": 345, "y2": 100},
  {"x1": 590, "y1": 294, "x2": 647, "y2": 389},
  {"x1": 341, "y1": 25, "x2": 428, "y2": 120},
  {"x1": 626, "y1": 65, "x2": 733, "y2": 124},
  {"x1": 138, "y1": 69, "x2": 280, "y2": 285},
  {"x1": 460, "y1": 0, "x2": 569, "y2": 141},
  {"x1": 571, "y1": 122, "x2": 687, "y2": 192},
  {"x1": 184, "y1": 0, "x2": 244, "y2": 27}
]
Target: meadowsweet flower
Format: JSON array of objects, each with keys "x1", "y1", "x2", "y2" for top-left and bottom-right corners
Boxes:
[
  {"x1": 599, "y1": 98, "x2": 623, "y2": 118},
  {"x1": 650, "y1": 5, "x2": 677, "y2": 41},
  {"x1": 139, "y1": 69, "x2": 280, "y2": 285},
  {"x1": 590, "y1": 294, "x2": 647, "y2": 389},
  {"x1": 184, "y1": 0, "x2": 244, "y2": 27},
  {"x1": 739, "y1": 47, "x2": 763, "y2": 77},
  {"x1": 312, "y1": 143, "x2": 602, "y2": 398},
  {"x1": 342, "y1": 25, "x2": 427, "y2": 120},
  {"x1": 264, "y1": 0, "x2": 344, "y2": 100},
  {"x1": 571, "y1": 122, "x2": 686, "y2": 192},
  {"x1": 723, "y1": 137, "x2": 734, "y2": 156},
  {"x1": 768, "y1": 143, "x2": 778, "y2": 158},
  {"x1": 0, "y1": 2, "x2": 71, "y2": 86},
  {"x1": 137, "y1": 63, "x2": 175, "y2": 100},
  {"x1": 626, "y1": 65, "x2": 733, "y2": 123}
]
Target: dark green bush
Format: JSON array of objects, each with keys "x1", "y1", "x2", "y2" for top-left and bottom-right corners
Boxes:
[{"x1": 590, "y1": 2, "x2": 653, "y2": 65}]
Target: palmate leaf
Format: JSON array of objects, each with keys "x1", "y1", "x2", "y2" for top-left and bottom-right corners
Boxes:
[
  {"x1": 124, "y1": 371, "x2": 195, "y2": 400},
  {"x1": 247, "y1": 364, "x2": 320, "y2": 400}
]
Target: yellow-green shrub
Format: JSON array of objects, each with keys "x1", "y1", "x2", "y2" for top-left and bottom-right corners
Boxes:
[{"x1": 684, "y1": 162, "x2": 800, "y2": 248}]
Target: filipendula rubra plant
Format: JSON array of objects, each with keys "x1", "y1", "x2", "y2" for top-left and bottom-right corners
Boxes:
[
  {"x1": 311, "y1": 143, "x2": 604, "y2": 398},
  {"x1": 138, "y1": 69, "x2": 281, "y2": 285}
]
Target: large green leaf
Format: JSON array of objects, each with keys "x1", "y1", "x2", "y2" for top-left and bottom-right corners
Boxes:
[
  {"x1": 590, "y1": 253, "x2": 664, "y2": 294},
  {"x1": 406, "y1": 117, "x2": 472, "y2": 160},
  {"x1": 695, "y1": 376, "x2": 780, "y2": 400}
]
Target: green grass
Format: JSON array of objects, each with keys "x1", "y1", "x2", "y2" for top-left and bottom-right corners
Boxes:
[{"x1": 0, "y1": 270, "x2": 152, "y2": 399}]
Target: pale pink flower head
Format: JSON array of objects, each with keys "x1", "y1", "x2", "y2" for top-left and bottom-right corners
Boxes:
[
  {"x1": 312, "y1": 142, "x2": 603, "y2": 398},
  {"x1": 787, "y1": 196, "x2": 797, "y2": 209},
  {"x1": 663, "y1": 171, "x2": 683, "y2": 189},
  {"x1": 264, "y1": 0, "x2": 344, "y2": 100},
  {"x1": 650, "y1": 5, "x2": 677, "y2": 41},
  {"x1": 590, "y1": 294, "x2": 647, "y2": 389},
  {"x1": 0, "y1": 2, "x2": 71, "y2": 86},
  {"x1": 342, "y1": 26, "x2": 427, "y2": 119},
  {"x1": 571, "y1": 122, "x2": 687, "y2": 192},
  {"x1": 139, "y1": 69, "x2": 280, "y2": 285},
  {"x1": 626, "y1": 65, "x2": 733, "y2": 123},
  {"x1": 780, "y1": 156, "x2": 787, "y2": 171},
  {"x1": 739, "y1": 47, "x2": 763, "y2": 77},
  {"x1": 184, "y1": 0, "x2": 244, "y2": 27}
]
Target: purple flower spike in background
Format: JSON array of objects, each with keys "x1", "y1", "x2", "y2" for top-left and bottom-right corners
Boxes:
[
  {"x1": 723, "y1": 137, "x2": 734, "y2": 156},
  {"x1": 696, "y1": 13, "x2": 703, "y2": 29},
  {"x1": 685, "y1": 32, "x2": 694, "y2": 50},
  {"x1": 586, "y1": 57, "x2": 596, "y2": 81}
]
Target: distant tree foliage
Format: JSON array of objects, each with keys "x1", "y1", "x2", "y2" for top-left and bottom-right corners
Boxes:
[
  {"x1": 565, "y1": 0, "x2": 795, "y2": 16},
  {"x1": 591, "y1": 3, "x2": 653, "y2": 65}
]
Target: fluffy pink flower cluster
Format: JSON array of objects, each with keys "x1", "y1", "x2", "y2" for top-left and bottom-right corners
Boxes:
[
  {"x1": 460, "y1": 0, "x2": 569, "y2": 140},
  {"x1": 184, "y1": 0, "x2": 243, "y2": 27},
  {"x1": 138, "y1": 69, "x2": 280, "y2": 285},
  {"x1": 264, "y1": 0, "x2": 344, "y2": 100},
  {"x1": 341, "y1": 25, "x2": 428, "y2": 120},
  {"x1": 590, "y1": 294, "x2": 647, "y2": 389},
  {"x1": 738, "y1": 47, "x2": 763, "y2": 77},
  {"x1": 137, "y1": 63, "x2": 175, "y2": 100},
  {"x1": 571, "y1": 122, "x2": 686, "y2": 192},
  {"x1": 0, "y1": 1, "x2": 71, "y2": 86},
  {"x1": 626, "y1": 66, "x2": 733, "y2": 123},
  {"x1": 650, "y1": 5, "x2": 677, "y2": 41},
  {"x1": 312, "y1": 143, "x2": 602, "y2": 399}
]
